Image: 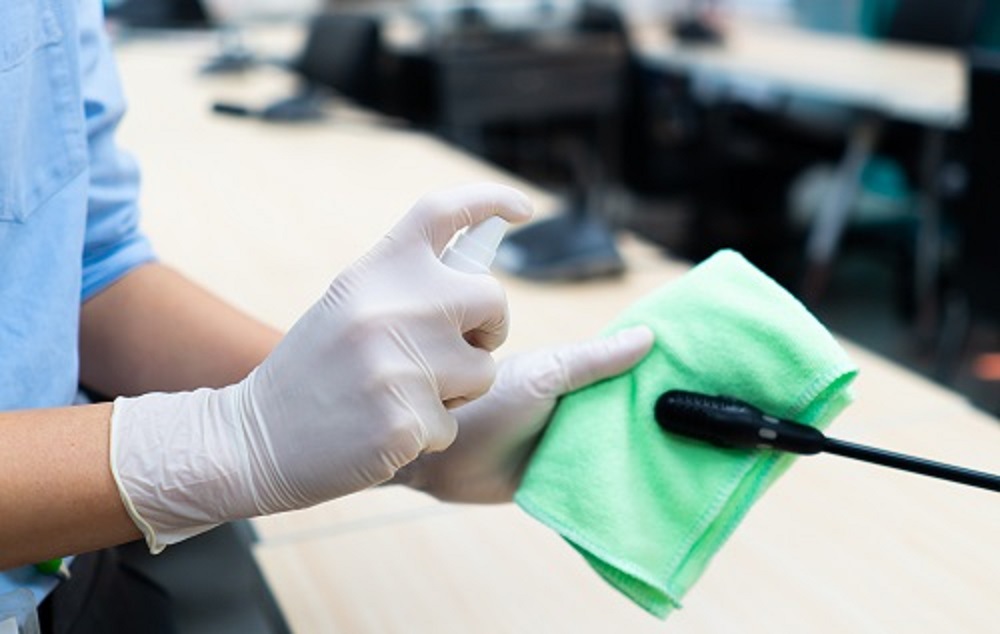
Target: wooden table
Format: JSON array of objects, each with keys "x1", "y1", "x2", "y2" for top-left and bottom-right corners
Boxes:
[
  {"x1": 628, "y1": 16, "x2": 965, "y2": 128},
  {"x1": 114, "y1": 27, "x2": 999, "y2": 633}
]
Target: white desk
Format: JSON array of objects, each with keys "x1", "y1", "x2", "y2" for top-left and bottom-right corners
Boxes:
[
  {"x1": 630, "y1": 17, "x2": 966, "y2": 307},
  {"x1": 115, "y1": 29, "x2": 998, "y2": 634},
  {"x1": 629, "y1": 18, "x2": 965, "y2": 128}
]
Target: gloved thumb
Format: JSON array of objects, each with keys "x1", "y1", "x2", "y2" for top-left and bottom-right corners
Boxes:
[
  {"x1": 390, "y1": 182, "x2": 534, "y2": 255},
  {"x1": 528, "y1": 325, "x2": 655, "y2": 399}
]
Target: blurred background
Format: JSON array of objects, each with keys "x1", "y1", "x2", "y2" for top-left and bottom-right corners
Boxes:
[{"x1": 101, "y1": 0, "x2": 998, "y2": 416}]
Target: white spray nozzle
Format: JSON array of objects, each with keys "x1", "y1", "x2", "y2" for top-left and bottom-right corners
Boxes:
[{"x1": 441, "y1": 216, "x2": 509, "y2": 274}]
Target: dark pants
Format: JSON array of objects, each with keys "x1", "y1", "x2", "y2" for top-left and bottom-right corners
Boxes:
[
  {"x1": 37, "y1": 522, "x2": 289, "y2": 634},
  {"x1": 38, "y1": 548, "x2": 176, "y2": 634}
]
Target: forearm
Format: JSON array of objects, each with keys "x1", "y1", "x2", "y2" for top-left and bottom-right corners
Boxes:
[
  {"x1": 4, "y1": 255, "x2": 284, "y2": 564},
  {"x1": 79, "y1": 263, "x2": 282, "y2": 397},
  {"x1": 0, "y1": 263, "x2": 285, "y2": 564},
  {"x1": 0, "y1": 404, "x2": 138, "y2": 569}
]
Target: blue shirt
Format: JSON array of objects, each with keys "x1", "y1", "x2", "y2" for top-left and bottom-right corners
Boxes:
[{"x1": 0, "y1": 0, "x2": 156, "y2": 603}]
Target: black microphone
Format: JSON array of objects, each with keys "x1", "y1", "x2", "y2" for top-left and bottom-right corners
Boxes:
[{"x1": 655, "y1": 390, "x2": 1000, "y2": 493}]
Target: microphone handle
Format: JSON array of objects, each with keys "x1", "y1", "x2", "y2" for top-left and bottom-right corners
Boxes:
[{"x1": 822, "y1": 438, "x2": 1000, "y2": 493}]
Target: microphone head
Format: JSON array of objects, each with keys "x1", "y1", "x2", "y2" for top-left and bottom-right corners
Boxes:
[
  {"x1": 654, "y1": 390, "x2": 767, "y2": 449},
  {"x1": 654, "y1": 390, "x2": 827, "y2": 454}
]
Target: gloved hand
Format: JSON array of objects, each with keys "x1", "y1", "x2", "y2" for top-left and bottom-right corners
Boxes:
[
  {"x1": 393, "y1": 326, "x2": 654, "y2": 503},
  {"x1": 110, "y1": 183, "x2": 533, "y2": 553}
]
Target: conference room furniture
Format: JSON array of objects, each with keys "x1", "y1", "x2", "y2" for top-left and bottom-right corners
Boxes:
[
  {"x1": 935, "y1": 50, "x2": 1000, "y2": 398},
  {"x1": 627, "y1": 13, "x2": 966, "y2": 310}
]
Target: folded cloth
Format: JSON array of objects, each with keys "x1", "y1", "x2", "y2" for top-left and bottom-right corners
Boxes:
[{"x1": 514, "y1": 250, "x2": 858, "y2": 618}]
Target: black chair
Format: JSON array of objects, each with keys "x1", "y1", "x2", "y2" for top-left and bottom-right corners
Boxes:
[
  {"x1": 936, "y1": 51, "x2": 1000, "y2": 391},
  {"x1": 875, "y1": 0, "x2": 983, "y2": 172},
  {"x1": 255, "y1": 12, "x2": 383, "y2": 122},
  {"x1": 884, "y1": 0, "x2": 983, "y2": 48},
  {"x1": 962, "y1": 53, "x2": 1000, "y2": 317},
  {"x1": 294, "y1": 12, "x2": 383, "y2": 108},
  {"x1": 796, "y1": 0, "x2": 985, "y2": 305}
]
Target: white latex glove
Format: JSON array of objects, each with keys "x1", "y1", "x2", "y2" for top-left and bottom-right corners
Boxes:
[
  {"x1": 394, "y1": 326, "x2": 655, "y2": 503},
  {"x1": 110, "y1": 183, "x2": 533, "y2": 553}
]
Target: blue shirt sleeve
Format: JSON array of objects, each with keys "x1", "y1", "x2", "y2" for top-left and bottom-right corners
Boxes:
[{"x1": 77, "y1": 0, "x2": 155, "y2": 301}]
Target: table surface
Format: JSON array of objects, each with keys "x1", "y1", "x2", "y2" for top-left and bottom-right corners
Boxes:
[
  {"x1": 114, "y1": 27, "x2": 998, "y2": 634},
  {"x1": 627, "y1": 16, "x2": 966, "y2": 128},
  {"x1": 382, "y1": 10, "x2": 966, "y2": 127}
]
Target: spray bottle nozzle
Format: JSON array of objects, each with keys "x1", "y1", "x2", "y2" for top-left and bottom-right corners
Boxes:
[{"x1": 441, "y1": 216, "x2": 510, "y2": 274}]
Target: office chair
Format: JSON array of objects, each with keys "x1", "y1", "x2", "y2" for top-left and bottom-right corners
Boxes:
[
  {"x1": 792, "y1": 0, "x2": 984, "y2": 305},
  {"x1": 936, "y1": 51, "x2": 1000, "y2": 388},
  {"x1": 868, "y1": 0, "x2": 984, "y2": 322},
  {"x1": 294, "y1": 12, "x2": 382, "y2": 107},
  {"x1": 252, "y1": 12, "x2": 383, "y2": 122},
  {"x1": 884, "y1": 0, "x2": 983, "y2": 48}
]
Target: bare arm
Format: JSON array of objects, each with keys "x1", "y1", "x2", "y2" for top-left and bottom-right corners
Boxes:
[
  {"x1": 0, "y1": 403, "x2": 135, "y2": 569},
  {"x1": 79, "y1": 262, "x2": 282, "y2": 397},
  {"x1": 1, "y1": 264, "x2": 281, "y2": 568}
]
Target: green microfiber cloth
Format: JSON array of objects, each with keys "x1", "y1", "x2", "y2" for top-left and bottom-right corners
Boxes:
[{"x1": 514, "y1": 250, "x2": 858, "y2": 618}]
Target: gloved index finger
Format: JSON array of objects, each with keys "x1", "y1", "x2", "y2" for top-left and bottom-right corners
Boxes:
[
  {"x1": 548, "y1": 326, "x2": 655, "y2": 396},
  {"x1": 394, "y1": 182, "x2": 534, "y2": 255}
]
